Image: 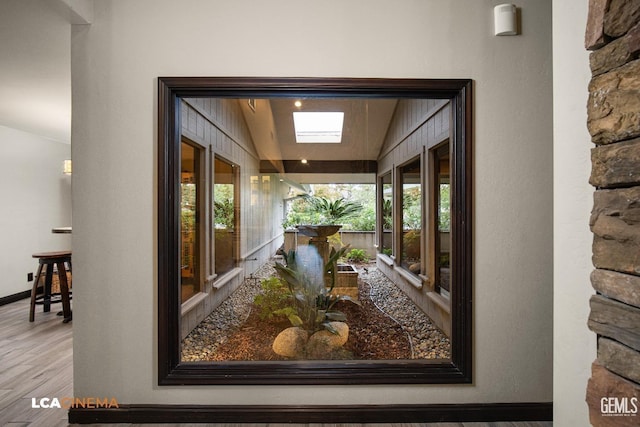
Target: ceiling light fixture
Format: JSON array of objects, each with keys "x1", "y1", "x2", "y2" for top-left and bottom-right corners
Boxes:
[{"x1": 294, "y1": 100, "x2": 302, "y2": 108}]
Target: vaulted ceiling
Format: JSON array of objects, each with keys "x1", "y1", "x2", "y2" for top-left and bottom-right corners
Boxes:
[{"x1": 240, "y1": 97, "x2": 398, "y2": 184}]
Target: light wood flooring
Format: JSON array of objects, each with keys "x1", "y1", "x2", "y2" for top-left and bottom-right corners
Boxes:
[{"x1": 0, "y1": 298, "x2": 552, "y2": 427}]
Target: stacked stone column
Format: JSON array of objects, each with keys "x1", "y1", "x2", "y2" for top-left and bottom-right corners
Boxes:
[{"x1": 585, "y1": 1, "x2": 640, "y2": 425}]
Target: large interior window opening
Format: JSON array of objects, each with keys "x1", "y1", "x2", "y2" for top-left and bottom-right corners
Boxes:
[
  {"x1": 213, "y1": 156, "x2": 238, "y2": 276},
  {"x1": 158, "y1": 77, "x2": 472, "y2": 386}
]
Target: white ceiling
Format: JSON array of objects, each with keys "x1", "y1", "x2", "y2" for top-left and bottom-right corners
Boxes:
[{"x1": 0, "y1": 0, "x2": 92, "y2": 144}]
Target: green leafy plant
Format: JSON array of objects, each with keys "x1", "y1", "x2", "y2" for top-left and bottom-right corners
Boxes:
[
  {"x1": 345, "y1": 248, "x2": 369, "y2": 263},
  {"x1": 253, "y1": 277, "x2": 292, "y2": 321},
  {"x1": 273, "y1": 245, "x2": 360, "y2": 334}
]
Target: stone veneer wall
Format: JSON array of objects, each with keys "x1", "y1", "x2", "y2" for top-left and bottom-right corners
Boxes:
[{"x1": 585, "y1": 1, "x2": 640, "y2": 425}]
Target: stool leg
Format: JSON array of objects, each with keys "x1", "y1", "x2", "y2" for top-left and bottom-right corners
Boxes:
[
  {"x1": 43, "y1": 263, "x2": 53, "y2": 313},
  {"x1": 29, "y1": 263, "x2": 44, "y2": 322},
  {"x1": 56, "y1": 261, "x2": 72, "y2": 323}
]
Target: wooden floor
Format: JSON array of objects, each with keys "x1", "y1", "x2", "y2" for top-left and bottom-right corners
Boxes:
[{"x1": 0, "y1": 298, "x2": 552, "y2": 427}]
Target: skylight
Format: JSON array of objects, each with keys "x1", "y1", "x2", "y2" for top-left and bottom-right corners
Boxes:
[{"x1": 293, "y1": 111, "x2": 344, "y2": 143}]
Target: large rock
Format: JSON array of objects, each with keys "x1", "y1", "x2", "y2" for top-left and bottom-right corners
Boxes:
[
  {"x1": 272, "y1": 327, "x2": 308, "y2": 357},
  {"x1": 306, "y1": 322, "x2": 349, "y2": 355},
  {"x1": 590, "y1": 137, "x2": 640, "y2": 187},
  {"x1": 587, "y1": 59, "x2": 640, "y2": 144}
]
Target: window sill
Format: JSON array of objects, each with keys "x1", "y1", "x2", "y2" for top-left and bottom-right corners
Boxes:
[
  {"x1": 213, "y1": 267, "x2": 243, "y2": 290},
  {"x1": 377, "y1": 253, "x2": 394, "y2": 267},
  {"x1": 181, "y1": 292, "x2": 207, "y2": 316},
  {"x1": 427, "y1": 291, "x2": 451, "y2": 314},
  {"x1": 397, "y1": 267, "x2": 423, "y2": 290}
]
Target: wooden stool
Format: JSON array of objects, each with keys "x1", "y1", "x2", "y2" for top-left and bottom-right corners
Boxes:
[{"x1": 29, "y1": 251, "x2": 72, "y2": 323}]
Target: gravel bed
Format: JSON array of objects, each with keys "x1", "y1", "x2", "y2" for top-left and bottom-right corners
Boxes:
[
  {"x1": 181, "y1": 261, "x2": 450, "y2": 361},
  {"x1": 359, "y1": 267, "x2": 450, "y2": 359}
]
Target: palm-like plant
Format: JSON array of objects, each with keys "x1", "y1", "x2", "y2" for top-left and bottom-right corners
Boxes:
[
  {"x1": 306, "y1": 196, "x2": 362, "y2": 225},
  {"x1": 273, "y1": 245, "x2": 359, "y2": 334}
]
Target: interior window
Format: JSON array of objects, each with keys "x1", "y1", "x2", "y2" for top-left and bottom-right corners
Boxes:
[
  {"x1": 181, "y1": 141, "x2": 200, "y2": 302},
  {"x1": 400, "y1": 158, "x2": 422, "y2": 275},
  {"x1": 213, "y1": 156, "x2": 237, "y2": 276}
]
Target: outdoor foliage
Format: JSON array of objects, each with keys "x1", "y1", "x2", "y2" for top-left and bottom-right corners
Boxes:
[
  {"x1": 214, "y1": 199, "x2": 234, "y2": 229},
  {"x1": 345, "y1": 248, "x2": 369, "y2": 263},
  {"x1": 282, "y1": 184, "x2": 375, "y2": 231}
]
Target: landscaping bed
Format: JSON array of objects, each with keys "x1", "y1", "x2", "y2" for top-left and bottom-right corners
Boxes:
[{"x1": 181, "y1": 262, "x2": 450, "y2": 362}]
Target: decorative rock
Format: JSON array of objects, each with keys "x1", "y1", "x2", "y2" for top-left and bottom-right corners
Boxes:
[
  {"x1": 272, "y1": 327, "x2": 309, "y2": 357},
  {"x1": 604, "y1": 0, "x2": 640, "y2": 38},
  {"x1": 587, "y1": 59, "x2": 640, "y2": 144},
  {"x1": 598, "y1": 337, "x2": 640, "y2": 384},
  {"x1": 591, "y1": 269, "x2": 640, "y2": 308},
  {"x1": 589, "y1": 294, "x2": 640, "y2": 351},
  {"x1": 590, "y1": 137, "x2": 640, "y2": 187},
  {"x1": 306, "y1": 322, "x2": 349, "y2": 352},
  {"x1": 585, "y1": 0, "x2": 610, "y2": 50},
  {"x1": 628, "y1": 22, "x2": 640, "y2": 57},
  {"x1": 590, "y1": 36, "x2": 633, "y2": 76},
  {"x1": 587, "y1": 362, "x2": 640, "y2": 427},
  {"x1": 590, "y1": 187, "x2": 640, "y2": 275}
]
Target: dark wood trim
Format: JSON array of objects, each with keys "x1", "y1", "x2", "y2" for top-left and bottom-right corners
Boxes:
[
  {"x1": 158, "y1": 77, "x2": 473, "y2": 385},
  {"x1": 260, "y1": 159, "x2": 377, "y2": 174},
  {"x1": 69, "y1": 402, "x2": 551, "y2": 424},
  {"x1": 0, "y1": 290, "x2": 31, "y2": 306}
]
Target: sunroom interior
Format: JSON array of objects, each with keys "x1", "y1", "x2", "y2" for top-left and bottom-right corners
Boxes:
[{"x1": 178, "y1": 94, "x2": 455, "y2": 359}]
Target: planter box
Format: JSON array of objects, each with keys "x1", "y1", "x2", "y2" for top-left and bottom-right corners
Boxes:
[
  {"x1": 336, "y1": 264, "x2": 358, "y2": 288},
  {"x1": 331, "y1": 264, "x2": 359, "y2": 299}
]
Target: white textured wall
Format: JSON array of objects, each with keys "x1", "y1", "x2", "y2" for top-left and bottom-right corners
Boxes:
[
  {"x1": 72, "y1": 0, "x2": 553, "y2": 405},
  {"x1": 0, "y1": 126, "x2": 72, "y2": 297},
  {"x1": 553, "y1": 0, "x2": 596, "y2": 425}
]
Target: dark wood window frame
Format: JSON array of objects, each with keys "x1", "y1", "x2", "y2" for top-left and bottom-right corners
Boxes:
[{"x1": 158, "y1": 77, "x2": 473, "y2": 385}]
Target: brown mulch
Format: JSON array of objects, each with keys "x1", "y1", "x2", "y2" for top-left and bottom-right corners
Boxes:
[{"x1": 206, "y1": 278, "x2": 411, "y2": 361}]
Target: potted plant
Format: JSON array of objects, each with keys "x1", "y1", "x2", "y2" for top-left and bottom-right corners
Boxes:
[
  {"x1": 296, "y1": 196, "x2": 361, "y2": 237},
  {"x1": 294, "y1": 196, "x2": 362, "y2": 266}
]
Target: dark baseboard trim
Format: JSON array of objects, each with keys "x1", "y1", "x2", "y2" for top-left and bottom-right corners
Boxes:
[
  {"x1": 0, "y1": 290, "x2": 31, "y2": 306},
  {"x1": 69, "y1": 402, "x2": 552, "y2": 424}
]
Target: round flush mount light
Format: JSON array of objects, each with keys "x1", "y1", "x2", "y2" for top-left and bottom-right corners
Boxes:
[
  {"x1": 294, "y1": 100, "x2": 302, "y2": 108},
  {"x1": 301, "y1": 159, "x2": 308, "y2": 164}
]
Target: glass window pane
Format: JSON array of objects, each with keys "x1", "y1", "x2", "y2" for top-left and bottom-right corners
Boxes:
[
  {"x1": 400, "y1": 158, "x2": 422, "y2": 275},
  {"x1": 214, "y1": 157, "x2": 236, "y2": 275},
  {"x1": 181, "y1": 141, "x2": 199, "y2": 303},
  {"x1": 381, "y1": 173, "x2": 393, "y2": 256}
]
